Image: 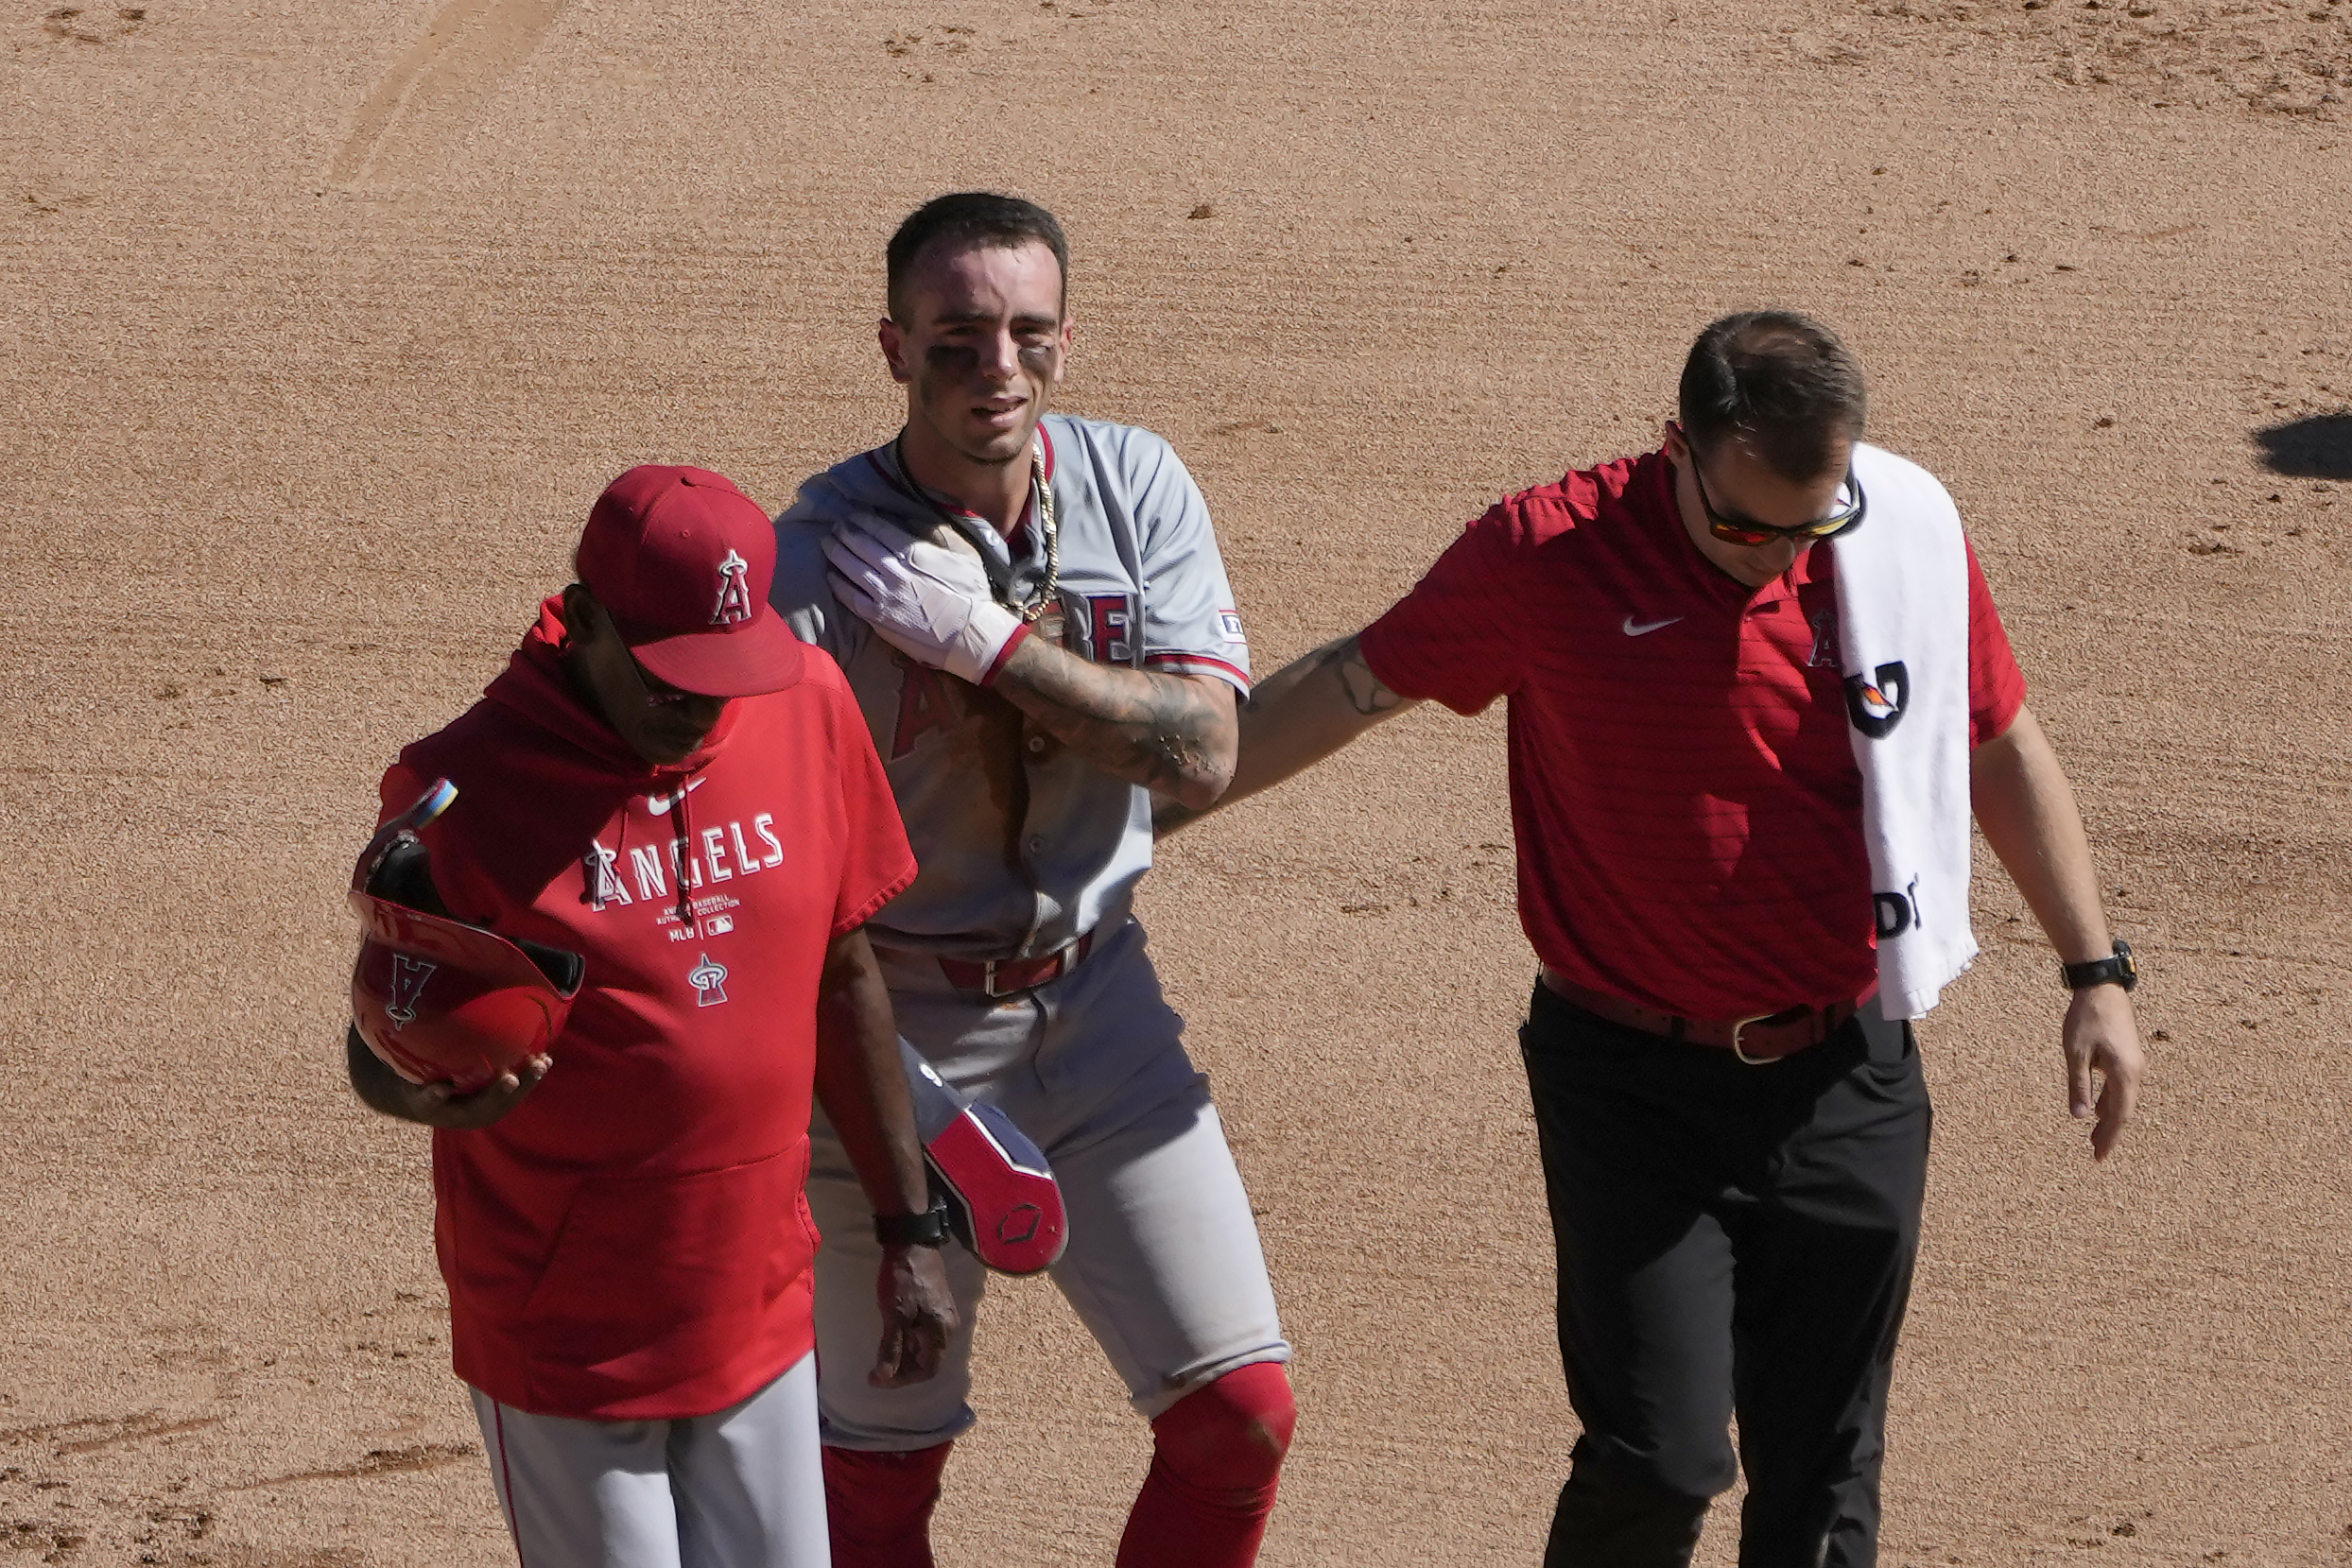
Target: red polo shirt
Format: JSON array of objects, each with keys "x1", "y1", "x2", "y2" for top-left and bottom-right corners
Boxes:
[
  {"x1": 1358, "y1": 450, "x2": 2024, "y2": 1020},
  {"x1": 377, "y1": 600, "x2": 915, "y2": 1421}
]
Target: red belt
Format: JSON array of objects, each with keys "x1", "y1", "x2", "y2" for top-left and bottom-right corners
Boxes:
[
  {"x1": 927, "y1": 932, "x2": 1095, "y2": 998},
  {"x1": 1538, "y1": 969, "x2": 1869, "y2": 1064}
]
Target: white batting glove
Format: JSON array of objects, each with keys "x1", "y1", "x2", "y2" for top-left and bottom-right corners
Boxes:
[{"x1": 822, "y1": 516, "x2": 1025, "y2": 686}]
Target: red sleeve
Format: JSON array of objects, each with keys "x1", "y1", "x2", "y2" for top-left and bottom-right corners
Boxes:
[
  {"x1": 372, "y1": 757, "x2": 507, "y2": 922},
  {"x1": 376, "y1": 763, "x2": 422, "y2": 830},
  {"x1": 1964, "y1": 536, "x2": 2028, "y2": 747},
  {"x1": 1356, "y1": 507, "x2": 1527, "y2": 716},
  {"x1": 826, "y1": 681, "x2": 918, "y2": 934}
]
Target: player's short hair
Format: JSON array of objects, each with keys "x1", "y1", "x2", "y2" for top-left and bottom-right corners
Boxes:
[
  {"x1": 886, "y1": 193, "x2": 1070, "y2": 323},
  {"x1": 1678, "y1": 311, "x2": 1868, "y2": 482}
]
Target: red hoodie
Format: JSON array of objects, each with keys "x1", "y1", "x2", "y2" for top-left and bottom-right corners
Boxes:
[{"x1": 377, "y1": 598, "x2": 914, "y2": 1421}]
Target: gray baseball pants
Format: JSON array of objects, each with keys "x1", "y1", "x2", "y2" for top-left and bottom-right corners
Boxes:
[
  {"x1": 470, "y1": 1353, "x2": 828, "y2": 1568},
  {"x1": 808, "y1": 916, "x2": 1289, "y2": 1450}
]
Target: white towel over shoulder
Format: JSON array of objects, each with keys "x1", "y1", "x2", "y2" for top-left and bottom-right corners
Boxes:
[{"x1": 1832, "y1": 443, "x2": 1978, "y2": 1020}]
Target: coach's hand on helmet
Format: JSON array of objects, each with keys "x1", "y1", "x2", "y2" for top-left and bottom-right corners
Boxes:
[
  {"x1": 404, "y1": 1054, "x2": 554, "y2": 1130},
  {"x1": 871, "y1": 1243, "x2": 958, "y2": 1387}
]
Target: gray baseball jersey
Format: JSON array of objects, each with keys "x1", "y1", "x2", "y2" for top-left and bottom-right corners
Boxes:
[{"x1": 769, "y1": 413, "x2": 1251, "y2": 958}]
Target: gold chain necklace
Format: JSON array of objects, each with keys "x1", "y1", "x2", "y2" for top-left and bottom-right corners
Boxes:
[
  {"x1": 891, "y1": 431, "x2": 1059, "y2": 625},
  {"x1": 1020, "y1": 437, "x2": 1061, "y2": 625}
]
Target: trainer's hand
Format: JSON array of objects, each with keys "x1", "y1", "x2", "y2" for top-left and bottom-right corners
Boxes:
[
  {"x1": 871, "y1": 1243, "x2": 958, "y2": 1387},
  {"x1": 403, "y1": 1054, "x2": 553, "y2": 1130},
  {"x1": 2061, "y1": 986, "x2": 2143, "y2": 1161},
  {"x1": 822, "y1": 517, "x2": 1022, "y2": 686}
]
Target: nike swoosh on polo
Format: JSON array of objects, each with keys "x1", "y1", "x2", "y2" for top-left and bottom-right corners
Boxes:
[
  {"x1": 1621, "y1": 614, "x2": 1684, "y2": 637},
  {"x1": 646, "y1": 778, "x2": 708, "y2": 814}
]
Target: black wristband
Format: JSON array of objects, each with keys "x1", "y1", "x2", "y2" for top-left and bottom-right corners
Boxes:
[
  {"x1": 873, "y1": 1196, "x2": 952, "y2": 1249},
  {"x1": 2061, "y1": 938, "x2": 2137, "y2": 992}
]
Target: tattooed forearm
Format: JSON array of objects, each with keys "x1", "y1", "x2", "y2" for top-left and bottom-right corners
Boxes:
[
  {"x1": 1157, "y1": 630, "x2": 1421, "y2": 836},
  {"x1": 1325, "y1": 640, "x2": 1403, "y2": 716},
  {"x1": 1059, "y1": 679, "x2": 1222, "y2": 796},
  {"x1": 992, "y1": 635, "x2": 1239, "y2": 808}
]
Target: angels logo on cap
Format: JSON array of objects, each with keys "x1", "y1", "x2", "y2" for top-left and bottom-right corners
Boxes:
[
  {"x1": 576, "y1": 466, "x2": 804, "y2": 698},
  {"x1": 712, "y1": 549, "x2": 753, "y2": 627}
]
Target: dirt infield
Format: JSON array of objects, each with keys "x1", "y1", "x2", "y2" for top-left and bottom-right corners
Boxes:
[{"x1": 3, "y1": 0, "x2": 2348, "y2": 1563}]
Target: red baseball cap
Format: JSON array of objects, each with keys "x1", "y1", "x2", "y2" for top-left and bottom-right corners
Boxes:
[{"x1": 576, "y1": 465, "x2": 804, "y2": 698}]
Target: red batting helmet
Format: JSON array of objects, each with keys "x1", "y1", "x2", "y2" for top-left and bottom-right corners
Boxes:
[
  {"x1": 898, "y1": 1041, "x2": 1068, "y2": 1275},
  {"x1": 349, "y1": 780, "x2": 584, "y2": 1093}
]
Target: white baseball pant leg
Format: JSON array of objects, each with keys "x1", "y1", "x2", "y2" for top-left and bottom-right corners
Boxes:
[
  {"x1": 470, "y1": 1352, "x2": 829, "y2": 1568},
  {"x1": 811, "y1": 1083, "x2": 1288, "y2": 1449},
  {"x1": 809, "y1": 922, "x2": 1289, "y2": 1450}
]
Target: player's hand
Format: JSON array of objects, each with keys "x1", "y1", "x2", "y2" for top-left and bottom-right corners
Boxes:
[
  {"x1": 2060, "y1": 986, "x2": 2143, "y2": 1161},
  {"x1": 870, "y1": 1243, "x2": 958, "y2": 1387},
  {"x1": 401, "y1": 1054, "x2": 553, "y2": 1130},
  {"x1": 822, "y1": 516, "x2": 1021, "y2": 685}
]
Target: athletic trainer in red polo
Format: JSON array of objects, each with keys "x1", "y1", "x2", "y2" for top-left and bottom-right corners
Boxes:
[
  {"x1": 344, "y1": 464, "x2": 957, "y2": 1568},
  {"x1": 1172, "y1": 313, "x2": 2146, "y2": 1568}
]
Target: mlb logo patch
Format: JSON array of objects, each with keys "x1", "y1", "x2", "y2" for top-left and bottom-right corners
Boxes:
[{"x1": 1217, "y1": 610, "x2": 1246, "y2": 644}]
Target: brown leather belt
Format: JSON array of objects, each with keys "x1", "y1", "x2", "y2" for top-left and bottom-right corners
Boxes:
[
  {"x1": 923, "y1": 932, "x2": 1095, "y2": 998},
  {"x1": 1539, "y1": 968, "x2": 1869, "y2": 1065}
]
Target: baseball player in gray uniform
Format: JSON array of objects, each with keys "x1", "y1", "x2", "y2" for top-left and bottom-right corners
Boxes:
[{"x1": 767, "y1": 193, "x2": 1295, "y2": 1568}]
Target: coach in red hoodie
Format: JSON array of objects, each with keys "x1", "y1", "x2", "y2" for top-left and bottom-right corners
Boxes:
[{"x1": 346, "y1": 465, "x2": 955, "y2": 1568}]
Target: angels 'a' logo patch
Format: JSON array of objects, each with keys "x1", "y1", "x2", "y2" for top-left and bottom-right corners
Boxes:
[
  {"x1": 688, "y1": 952, "x2": 730, "y2": 1007},
  {"x1": 385, "y1": 955, "x2": 437, "y2": 1028},
  {"x1": 1843, "y1": 660, "x2": 1909, "y2": 738},
  {"x1": 1808, "y1": 607, "x2": 1839, "y2": 668},
  {"x1": 711, "y1": 549, "x2": 752, "y2": 626}
]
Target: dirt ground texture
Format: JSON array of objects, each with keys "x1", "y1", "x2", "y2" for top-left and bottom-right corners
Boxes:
[{"x1": 3, "y1": 0, "x2": 2349, "y2": 1563}]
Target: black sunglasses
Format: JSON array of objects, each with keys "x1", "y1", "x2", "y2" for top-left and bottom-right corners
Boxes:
[{"x1": 1684, "y1": 441, "x2": 1867, "y2": 547}]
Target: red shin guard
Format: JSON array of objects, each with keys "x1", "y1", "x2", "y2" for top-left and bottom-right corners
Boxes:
[
  {"x1": 1115, "y1": 1362, "x2": 1298, "y2": 1568},
  {"x1": 822, "y1": 1441, "x2": 952, "y2": 1568}
]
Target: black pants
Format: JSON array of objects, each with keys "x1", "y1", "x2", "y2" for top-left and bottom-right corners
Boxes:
[{"x1": 1518, "y1": 982, "x2": 1931, "y2": 1568}]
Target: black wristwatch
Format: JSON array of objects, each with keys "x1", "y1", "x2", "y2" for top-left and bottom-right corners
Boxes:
[
  {"x1": 2061, "y1": 939, "x2": 2137, "y2": 993},
  {"x1": 873, "y1": 1196, "x2": 953, "y2": 1249}
]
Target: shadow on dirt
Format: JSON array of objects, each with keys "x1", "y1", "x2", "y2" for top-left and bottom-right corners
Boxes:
[{"x1": 2255, "y1": 413, "x2": 2352, "y2": 479}]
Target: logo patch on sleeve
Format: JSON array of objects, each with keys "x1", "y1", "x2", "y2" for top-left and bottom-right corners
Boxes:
[{"x1": 1217, "y1": 610, "x2": 1246, "y2": 644}]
